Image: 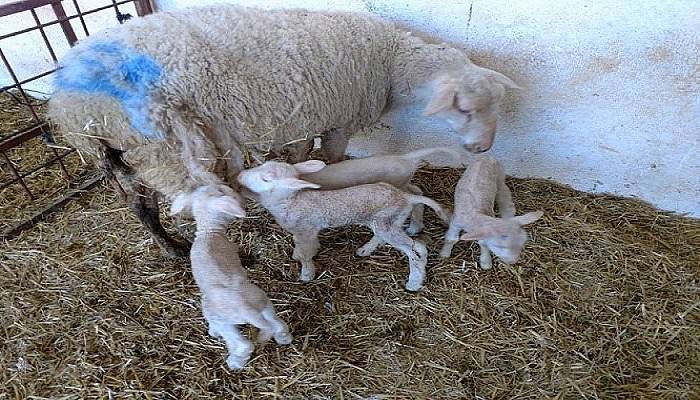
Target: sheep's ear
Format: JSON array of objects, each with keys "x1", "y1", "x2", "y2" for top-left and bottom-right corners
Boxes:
[
  {"x1": 208, "y1": 196, "x2": 246, "y2": 218},
  {"x1": 278, "y1": 177, "x2": 321, "y2": 191},
  {"x1": 424, "y1": 83, "x2": 457, "y2": 116},
  {"x1": 474, "y1": 65, "x2": 521, "y2": 90},
  {"x1": 293, "y1": 159, "x2": 326, "y2": 174},
  {"x1": 512, "y1": 211, "x2": 543, "y2": 226},
  {"x1": 170, "y1": 192, "x2": 192, "y2": 216}
]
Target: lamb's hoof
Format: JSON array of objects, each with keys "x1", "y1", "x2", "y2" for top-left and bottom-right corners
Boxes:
[
  {"x1": 356, "y1": 246, "x2": 373, "y2": 257},
  {"x1": 299, "y1": 270, "x2": 315, "y2": 282},
  {"x1": 439, "y1": 249, "x2": 451, "y2": 259},
  {"x1": 479, "y1": 261, "x2": 493, "y2": 271},
  {"x1": 274, "y1": 332, "x2": 293, "y2": 345},
  {"x1": 404, "y1": 281, "x2": 423, "y2": 292},
  {"x1": 208, "y1": 326, "x2": 223, "y2": 339},
  {"x1": 226, "y1": 354, "x2": 251, "y2": 370},
  {"x1": 406, "y1": 224, "x2": 423, "y2": 236}
]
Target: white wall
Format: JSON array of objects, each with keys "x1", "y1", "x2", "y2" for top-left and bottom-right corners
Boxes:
[{"x1": 2, "y1": 0, "x2": 698, "y2": 216}]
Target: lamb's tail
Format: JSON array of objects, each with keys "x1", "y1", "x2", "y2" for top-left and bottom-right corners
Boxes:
[
  {"x1": 407, "y1": 194, "x2": 451, "y2": 223},
  {"x1": 401, "y1": 146, "x2": 464, "y2": 166}
]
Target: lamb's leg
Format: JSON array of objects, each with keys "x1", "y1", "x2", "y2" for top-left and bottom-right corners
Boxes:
[
  {"x1": 439, "y1": 222, "x2": 462, "y2": 258},
  {"x1": 321, "y1": 128, "x2": 349, "y2": 163},
  {"x1": 209, "y1": 321, "x2": 254, "y2": 370},
  {"x1": 405, "y1": 184, "x2": 425, "y2": 235},
  {"x1": 103, "y1": 146, "x2": 190, "y2": 258},
  {"x1": 356, "y1": 235, "x2": 385, "y2": 257},
  {"x1": 292, "y1": 232, "x2": 321, "y2": 281},
  {"x1": 478, "y1": 241, "x2": 493, "y2": 270},
  {"x1": 379, "y1": 226, "x2": 428, "y2": 291},
  {"x1": 496, "y1": 176, "x2": 516, "y2": 218},
  {"x1": 262, "y1": 307, "x2": 293, "y2": 345}
]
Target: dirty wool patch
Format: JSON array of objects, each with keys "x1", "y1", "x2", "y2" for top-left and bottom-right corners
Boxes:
[{"x1": 1, "y1": 169, "x2": 698, "y2": 399}]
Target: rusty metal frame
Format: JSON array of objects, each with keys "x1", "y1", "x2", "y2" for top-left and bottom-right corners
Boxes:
[{"x1": 0, "y1": 0, "x2": 154, "y2": 239}]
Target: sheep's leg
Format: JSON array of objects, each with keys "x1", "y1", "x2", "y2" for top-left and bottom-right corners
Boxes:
[
  {"x1": 356, "y1": 235, "x2": 386, "y2": 257},
  {"x1": 404, "y1": 184, "x2": 425, "y2": 235},
  {"x1": 292, "y1": 232, "x2": 321, "y2": 282},
  {"x1": 209, "y1": 321, "x2": 254, "y2": 370},
  {"x1": 103, "y1": 146, "x2": 190, "y2": 258},
  {"x1": 439, "y1": 223, "x2": 461, "y2": 258},
  {"x1": 496, "y1": 177, "x2": 516, "y2": 218},
  {"x1": 379, "y1": 226, "x2": 428, "y2": 291},
  {"x1": 321, "y1": 128, "x2": 349, "y2": 163},
  {"x1": 478, "y1": 241, "x2": 493, "y2": 270},
  {"x1": 285, "y1": 138, "x2": 315, "y2": 163},
  {"x1": 262, "y1": 307, "x2": 293, "y2": 345}
]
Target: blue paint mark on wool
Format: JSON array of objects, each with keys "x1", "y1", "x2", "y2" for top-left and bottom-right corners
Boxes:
[{"x1": 55, "y1": 41, "x2": 163, "y2": 140}]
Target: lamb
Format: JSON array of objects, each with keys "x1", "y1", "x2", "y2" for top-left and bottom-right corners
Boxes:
[
  {"x1": 242, "y1": 146, "x2": 465, "y2": 234},
  {"x1": 47, "y1": 4, "x2": 519, "y2": 257},
  {"x1": 237, "y1": 160, "x2": 451, "y2": 291},
  {"x1": 172, "y1": 186, "x2": 292, "y2": 369},
  {"x1": 439, "y1": 154, "x2": 543, "y2": 269}
]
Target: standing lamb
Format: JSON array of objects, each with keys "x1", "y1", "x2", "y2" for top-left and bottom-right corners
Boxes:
[
  {"x1": 173, "y1": 186, "x2": 292, "y2": 369},
  {"x1": 237, "y1": 160, "x2": 450, "y2": 291},
  {"x1": 439, "y1": 154, "x2": 543, "y2": 269},
  {"x1": 47, "y1": 5, "x2": 520, "y2": 257}
]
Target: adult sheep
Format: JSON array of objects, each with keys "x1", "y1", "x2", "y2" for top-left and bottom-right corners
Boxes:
[{"x1": 48, "y1": 5, "x2": 520, "y2": 257}]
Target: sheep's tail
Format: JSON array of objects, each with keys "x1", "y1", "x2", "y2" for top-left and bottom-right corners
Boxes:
[
  {"x1": 406, "y1": 194, "x2": 451, "y2": 223},
  {"x1": 401, "y1": 146, "x2": 464, "y2": 166}
]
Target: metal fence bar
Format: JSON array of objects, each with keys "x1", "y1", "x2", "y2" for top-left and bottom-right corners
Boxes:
[{"x1": 0, "y1": 0, "x2": 154, "y2": 236}]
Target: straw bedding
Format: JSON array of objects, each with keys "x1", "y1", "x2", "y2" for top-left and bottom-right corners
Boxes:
[{"x1": 1, "y1": 158, "x2": 698, "y2": 398}]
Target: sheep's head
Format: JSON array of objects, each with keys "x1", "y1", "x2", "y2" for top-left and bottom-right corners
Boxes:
[
  {"x1": 237, "y1": 160, "x2": 326, "y2": 193},
  {"x1": 424, "y1": 65, "x2": 520, "y2": 153},
  {"x1": 460, "y1": 211, "x2": 543, "y2": 264}
]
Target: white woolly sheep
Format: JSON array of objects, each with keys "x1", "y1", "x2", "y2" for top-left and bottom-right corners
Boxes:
[
  {"x1": 47, "y1": 5, "x2": 519, "y2": 256},
  {"x1": 439, "y1": 154, "x2": 543, "y2": 269},
  {"x1": 172, "y1": 186, "x2": 292, "y2": 369},
  {"x1": 237, "y1": 160, "x2": 450, "y2": 291}
]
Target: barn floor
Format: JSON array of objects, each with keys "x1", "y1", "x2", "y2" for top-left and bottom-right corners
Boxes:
[{"x1": 1, "y1": 167, "x2": 698, "y2": 399}]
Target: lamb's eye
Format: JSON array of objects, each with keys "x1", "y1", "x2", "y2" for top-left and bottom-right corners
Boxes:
[
  {"x1": 458, "y1": 108, "x2": 473, "y2": 121},
  {"x1": 500, "y1": 234, "x2": 508, "y2": 240}
]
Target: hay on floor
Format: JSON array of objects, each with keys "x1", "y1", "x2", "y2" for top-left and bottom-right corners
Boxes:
[{"x1": 1, "y1": 166, "x2": 698, "y2": 399}]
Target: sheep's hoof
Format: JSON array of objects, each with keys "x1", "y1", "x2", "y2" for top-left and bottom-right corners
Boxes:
[
  {"x1": 274, "y1": 332, "x2": 293, "y2": 345},
  {"x1": 158, "y1": 238, "x2": 191, "y2": 258},
  {"x1": 226, "y1": 354, "x2": 251, "y2": 370}
]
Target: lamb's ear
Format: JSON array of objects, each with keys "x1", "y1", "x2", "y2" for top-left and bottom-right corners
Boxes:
[
  {"x1": 278, "y1": 177, "x2": 321, "y2": 191},
  {"x1": 170, "y1": 192, "x2": 192, "y2": 216},
  {"x1": 208, "y1": 196, "x2": 246, "y2": 218},
  {"x1": 424, "y1": 82, "x2": 457, "y2": 116},
  {"x1": 512, "y1": 210, "x2": 543, "y2": 226},
  {"x1": 474, "y1": 65, "x2": 521, "y2": 90},
  {"x1": 293, "y1": 159, "x2": 326, "y2": 174}
]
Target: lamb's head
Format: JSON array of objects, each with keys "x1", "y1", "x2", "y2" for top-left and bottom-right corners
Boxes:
[
  {"x1": 170, "y1": 184, "x2": 246, "y2": 225},
  {"x1": 460, "y1": 211, "x2": 543, "y2": 264},
  {"x1": 423, "y1": 65, "x2": 520, "y2": 154},
  {"x1": 237, "y1": 160, "x2": 326, "y2": 194}
]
